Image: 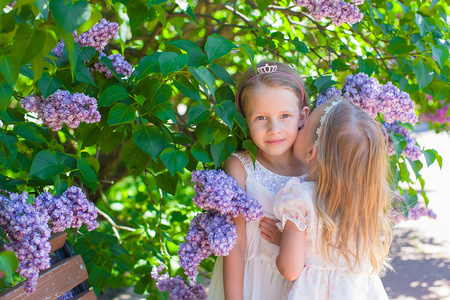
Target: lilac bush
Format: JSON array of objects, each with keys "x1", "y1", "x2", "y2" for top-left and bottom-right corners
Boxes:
[{"x1": 20, "y1": 90, "x2": 101, "y2": 131}]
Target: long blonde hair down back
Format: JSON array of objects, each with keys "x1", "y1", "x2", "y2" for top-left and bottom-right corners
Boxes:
[{"x1": 313, "y1": 100, "x2": 392, "y2": 274}]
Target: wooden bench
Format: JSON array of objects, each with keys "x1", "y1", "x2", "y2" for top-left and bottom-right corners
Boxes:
[{"x1": 0, "y1": 232, "x2": 96, "y2": 300}]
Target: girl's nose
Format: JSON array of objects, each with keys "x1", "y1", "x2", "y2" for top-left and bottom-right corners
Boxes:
[{"x1": 268, "y1": 120, "x2": 282, "y2": 134}]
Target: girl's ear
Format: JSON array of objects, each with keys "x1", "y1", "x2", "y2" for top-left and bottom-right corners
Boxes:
[
  {"x1": 298, "y1": 106, "x2": 310, "y2": 127},
  {"x1": 306, "y1": 144, "x2": 317, "y2": 162}
]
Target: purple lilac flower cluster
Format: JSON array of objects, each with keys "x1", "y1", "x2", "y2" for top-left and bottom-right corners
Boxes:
[
  {"x1": 384, "y1": 122, "x2": 421, "y2": 161},
  {"x1": 390, "y1": 203, "x2": 437, "y2": 225},
  {"x1": 151, "y1": 264, "x2": 207, "y2": 300},
  {"x1": 191, "y1": 169, "x2": 263, "y2": 222},
  {"x1": 20, "y1": 90, "x2": 101, "y2": 131},
  {"x1": 74, "y1": 19, "x2": 119, "y2": 51},
  {"x1": 294, "y1": 0, "x2": 363, "y2": 26},
  {"x1": 0, "y1": 187, "x2": 98, "y2": 295},
  {"x1": 340, "y1": 73, "x2": 418, "y2": 125},
  {"x1": 93, "y1": 52, "x2": 133, "y2": 79},
  {"x1": 34, "y1": 186, "x2": 99, "y2": 233},
  {"x1": 53, "y1": 19, "x2": 119, "y2": 57},
  {"x1": 178, "y1": 212, "x2": 237, "y2": 280},
  {"x1": 315, "y1": 86, "x2": 342, "y2": 107},
  {"x1": 0, "y1": 192, "x2": 51, "y2": 295}
]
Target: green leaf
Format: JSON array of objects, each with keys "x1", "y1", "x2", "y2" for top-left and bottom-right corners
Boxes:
[
  {"x1": 204, "y1": 34, "x2": 233, "y2": 62},
  {"x1": 154, "y1": 4, "x2": 166, "y2": 27},
  {"x1": 415, "y1": 14, "x2": 435, "y2": 37},
  {"x1": 358, "y1": 58, "x2": 377, "y2": 76},
  {"x1": 214, "y1": 100, "x2": 236, "y2": 130},
  {"x1": 108, "y1": 103, "x2": 136, "y2": 125},
  {"x1": 391, "y1": 133, "x2": 407, "y2": 158},
  {"x1": 160, "y1": 148, "x2": 189, "y2": 176},
  {"x1": 314, "y1": 76, "x2": 336, "y2": 93},
  {"x1": 431, "y1": 45, "x2": 449, "y2": 69},
  {"x1": 13, "y1": 24, "x2": 47, "y2": 65},
  {"x1": 155, "y1": 171, "x2": 179, "y2": 195},
  {"x1": 0, "y1": 54, "x2": 19, "y2": 87},
  {"x1": 38, "y1": 73, "x2": 63, "y2": 99},
  {"x1": 191, "y1": 66, "x2": 216, "y2": 95},
  {"x1": 135, "y1": 95, "x2": 146, "y2": 105},
  {"x1": 430, "y1": 0, "x2": 439, "y2": 9},
  {"x1": 147, "y1": 78, "x2": 172, "y2": 106},
  {"x1": 166, "y1": 39, "x2": 199, "y2": 52},
  {"x1": 215, "y1": 85, "x2": 235, "y2": 104},
  {"x1": 29, "y1": 150, "x2": 67, "y2": 179},
  {"x1": 195, "y1": 119, "x2": 220, "y2": 147},
  {"x1": 75, "y1": 64, "x2": 97, "y2": 87},
  {"x1": 184, "y1": 5, "x2": 197, "y2": 24},
  {"x1": 291, "y1": 37, "x2": 309, "y2": 54},
  {"x1": 191, "y1": 141, "x2": 213, "y2": 163},
  {"x1": 127, "y1": 2, "x2": 148, "y2": 32},
  {"x1": 239, "y1": 44, "x2": 257, "y2": 72},
  {"x1": 133, "y1": 124, "x2": 169, "y2": 161},
  {"x1": 210, "y1": 136, "x2": 237, "y2": 167},
  {"x1": 121, "y1": 139, "x2": 150, "y2": 169},
  {"x1": 115, "y1": 254, "x2": 135, "y2": 272},
  {"x1": 159, "y1": 52, "x2": 188, "y2": 77},
  {"x1": 97, "y1": 127, "x2": 123, "y2": 155},
  {"x1": 88, "y1": 261, "x2": 112, "y2": 290},
  {"x1": 0, "y1": 82, "x2": 13, "y2": 111},
  {"x1": 0, "y1": 251, "x2": 18, "y2": 282},
  {"x1": 387, "y1": 36, "x2": 415, "y2": 55},
  {"x1": 211, "y1": 63, "x2": 234, "y2": 85},
  {"x1": 152, "y1": 102, "x2": 177, "y2": 123},
  {"x1": 99, "y1": 85, "x2": 129, "y2": 107},
  {"x1": 187, "y1": 101, "x2": 210, "y2": 126},
  {"x1": 133, "y1": 52, "x2": 161, "y2": 81},
  {"x1": 13, "y1": 123, "x2": 47, "y2": 143},
  {"x1": 174, "y1": 75, "x2": 201, "y2": 101},
  {"x1": 50, "y1": 0, "x2": 91, "y2": 35},
  {"x1": 412, "y1": 60, "x2": 434, "y2": 89},
  {"x1": 256, "y1": 0, "x2": 273, "y2": 11},
  {"x1": 243, "y1": 140, "x2": 258, "y2": 163},
  {"x1": 423, "y1": 149, "x2": 442, "y2": 168},
  {"x1": 77, "y1": 157, "x2": 98, "y2": 183}
]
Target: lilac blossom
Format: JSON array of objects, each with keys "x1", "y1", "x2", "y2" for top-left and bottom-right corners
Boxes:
[
  {"x1": 35, "y1": 186, "x2": 99, "y2": 233},
  {"x1": 52, "y1": 19, "x2": 118, "y2": 57},
  {"x1": 151, "y1": 264, "x2": 207, "y2": 300},
  {"x1": 421, "y1": 104, "x2": 450, "y2": 125},
  {"x1": 384, "y1": 122, "x2": 421, "y2": 161},
  {"x1": 191, "y1": 169, "x2": 263, "y2": 222},
  {"x1": 0, "y1": 187, "x2": 98, "y2": 295},
  {"x1": 316, "y1": 86, "x2": 342, "y2": 106},
  {"x1": 294, "y1": 0, "x2": 363, "y2": 26},
  {"x1": 93, "y1": 52, "x2": 133, "y2": 79},
  {"x1": 20, "y1": 90, "x2": 101, "y2": 131},
  {"x1": 0, "y1": 192, "x2": 51, "y2": 295}
]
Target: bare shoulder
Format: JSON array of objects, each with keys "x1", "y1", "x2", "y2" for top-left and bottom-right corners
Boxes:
[{"x1": 224, "y1": 155, "x2": 247, "y2": 190}]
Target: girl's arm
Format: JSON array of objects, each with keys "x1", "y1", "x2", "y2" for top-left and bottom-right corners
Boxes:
[
  {"x1": 276, "y1": 220, "x2": 306, "y2": 281},
  {"x1": 223, "y1": 156, "x2": 247, "y2": 300}
]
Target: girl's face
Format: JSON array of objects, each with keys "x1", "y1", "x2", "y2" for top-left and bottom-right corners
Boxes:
[{"x1": 244, "y1": 86, "x2": 307, "y2": 158}]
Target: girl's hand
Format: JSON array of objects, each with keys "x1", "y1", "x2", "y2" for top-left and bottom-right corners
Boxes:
[{"x1": 259, "y1": 217, "x2": 282, "y2": 246}]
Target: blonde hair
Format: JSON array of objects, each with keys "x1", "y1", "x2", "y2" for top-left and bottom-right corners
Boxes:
[
  {"x1": 236, "y1": 61, "x2": 309, "y2": 116},
  {"x1": 313, "y1": 100, "x2": 392, "y2": 274}
]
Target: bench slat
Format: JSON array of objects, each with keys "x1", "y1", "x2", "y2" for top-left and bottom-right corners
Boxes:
[
  {"x1": 72, "y1": 290, "x2": 97, "y2": 300},
  {"x1": 0, "y1": 255, "x2": 88, "y2": 300}
]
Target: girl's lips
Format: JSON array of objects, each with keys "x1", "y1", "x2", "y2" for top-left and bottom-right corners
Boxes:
[{"x1": 266, "y1": 139, "x2": 285, "y2": 145}]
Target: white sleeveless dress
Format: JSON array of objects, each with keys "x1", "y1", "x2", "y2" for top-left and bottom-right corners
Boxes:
[{"x1": 207, "y1": 151, "x2": 304, "y2": 300}]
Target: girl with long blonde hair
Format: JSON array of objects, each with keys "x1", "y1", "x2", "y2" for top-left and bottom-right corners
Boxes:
[{"x1": 263, "y1": 99, "x2": 392, "y2": 299}]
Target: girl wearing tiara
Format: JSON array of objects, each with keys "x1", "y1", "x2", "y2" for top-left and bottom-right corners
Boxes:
[
  {"x1": 207, "y1": 61, "x2": 310, "y2": 300},
  {"x1": 263, "y1": 99, "x2": 391, "y2": 299}
]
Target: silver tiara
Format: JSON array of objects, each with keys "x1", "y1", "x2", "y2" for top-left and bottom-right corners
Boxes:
[
  {"x1": 257, "y1": 63, "x2": 277, "y2": 74},
  {"x1": 315, "y1": 100, "x2": 341, "y2": 146}
]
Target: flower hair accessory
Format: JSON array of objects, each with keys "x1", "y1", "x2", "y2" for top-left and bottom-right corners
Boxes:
[
  {"x1": 236, "y1": 63, "x2": 305, "y2": 112},
  {"x1": 315, "y1": 100, "x2": 341, "y2": 146}
]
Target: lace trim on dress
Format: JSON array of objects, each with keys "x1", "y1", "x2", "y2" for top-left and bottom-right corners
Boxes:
[{"x1": 231, "y1": 151, "x2": 305, "y2": 193}]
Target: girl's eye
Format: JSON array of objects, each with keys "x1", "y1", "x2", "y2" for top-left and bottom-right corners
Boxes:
[
  {"x1": 281, "y1": 114, "x2": 291, "y2": 119},
  {"x1": 256, "y1": 116, "x2": 266, "y2": 120}
]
